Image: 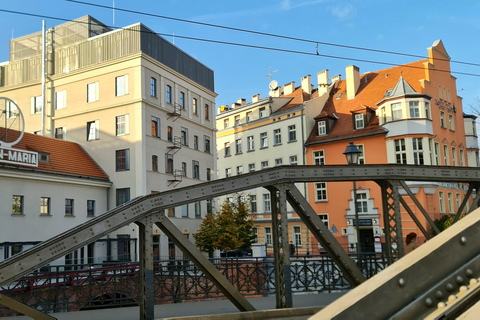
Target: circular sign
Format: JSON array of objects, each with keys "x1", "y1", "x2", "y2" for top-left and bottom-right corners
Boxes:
[{"x1": 0, "y1": 97, "x2": 25, "y2": 148}]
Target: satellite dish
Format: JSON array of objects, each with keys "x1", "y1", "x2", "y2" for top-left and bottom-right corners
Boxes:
[
  {"x1": 220, "y1": 105, "x2": 225, "y2": 112},
  {"x1": 269, "y1": 80, "x2": 278, "y2": 90}
]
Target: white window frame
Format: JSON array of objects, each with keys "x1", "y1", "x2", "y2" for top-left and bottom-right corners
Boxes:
[
  {"x1": 273, "y1": 129, "x2": 282, "y2": 145},
  {"x1": 87, "y1": 120, "x2": 99, "y2": 141},
  {"x1": 355, "y1": 114, "x2": 364, "y2": 129},
  {"x1": 289, "y1": 155, "x2": 298, "y2": 165},
  {"x1": 288, "y1": 125, "x2": 297, "y2": 142},
  {"x1": 318, "y1": 121, "x2": 326, "y2": 135},
  {"x1": 293, "y1": 226, "x2": 302, "y2": 246},
  {"x1": 315, "y1": 182, "x2": 327, "y2": 202},
  {"x1": 313, "y1": 150, "x2": 325, "y2": 165},
  {"x1": 447, "y1": 192, "x2": 454, "y2": 214},
  {"x1": 248, "y1": 163, "x2": 256, "y2": 172},
  {"x1": 391, "y1": 102, "x2": 402, "y2": 121},
  {"x1": 235, "y1": 138, "x2": 242, "y2": 154},
  {"x1": 412, "y1": 138, "x2": 424, "y2": 165},
  {"x1": 443, "y1": 145, "x2": 449, "y2": 165},
  {"x1": 395, "y1": 139, "x2": 407, "y2": 164},
  {"x1": 261, "y1": 161, "x2": 269, "y2": 169},
  {"x1": 31, "y1": 96, "x2": 43, "y2": 114},
  {"x1": 409, "y1": 101, "x2": 420, "y2": 118},
  {"x1": 115, "y1": 74, "x2": 129, "y2": 97},
  {"x1": 236, "y1": 165, "x2": 244, "y2": 175},
  {"x1": 439, "y1": 191, "x2": 445, "y2": 214},
  {"x1": 265, "y1": 227, "x2": 272, "y2": 245},
  {"x1": 275, "y1": 158, "x2": 283, "y2": 166},
  {"x1": 260, "y1": 132, "x2": 268, "y2": 148},
  {"x1": 259, "y1": 107, "x2": 266, "y2": 118},
  {"x1": 247, "y1": 136, "x2": 254, "y2": 151},
  {"x1": 263, "y1": 193, "x2": 271, "y2": 212},
  {"x1": 224, "y1": 142, "x2": 231, "y2": 157},
  {"x1": 117, "y1": 114, "x2": 130, "y2": 136},
  {"x1": 55, "y1": 90, "x2": 66, "y2": 110},
  {"x1": 246, "y1": 111, "x2": 252, "y2": 122},
  {"x1": 449, "y1": 114, "x2": 455, "y2": 131},
  {"x1": 87, "y1": 82, "x2": 99, "y2": 103}
]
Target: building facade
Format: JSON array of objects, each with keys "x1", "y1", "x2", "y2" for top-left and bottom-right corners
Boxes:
[{"x1": 0, "y1": 16, "x2": 217, "y2": 261}]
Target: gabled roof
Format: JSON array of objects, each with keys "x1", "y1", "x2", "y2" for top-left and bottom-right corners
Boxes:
[{"x1": 0, "y1": 129, "x2": 109, "y2": 181}]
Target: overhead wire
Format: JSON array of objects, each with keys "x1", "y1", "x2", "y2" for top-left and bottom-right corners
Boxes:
[
  {"x1": 0, "y1": 8, "x2": 479, "y2": 78},
  {"x1": 65, "y1": 0, "x2": 480, "y2": 68}
]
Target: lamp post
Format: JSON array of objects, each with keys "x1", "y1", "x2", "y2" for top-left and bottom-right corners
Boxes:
[{"x1": 344, "y1": 142, "x2": 361, "y2": 253}]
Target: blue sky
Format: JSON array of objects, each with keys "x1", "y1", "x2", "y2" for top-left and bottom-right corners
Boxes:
[{"x1": 1, "y1": 0, "x2": 479, "y2": 113}]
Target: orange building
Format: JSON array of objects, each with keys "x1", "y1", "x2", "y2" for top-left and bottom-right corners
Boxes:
[{"x1": 304, "y1": 40, "x2": 476, "y2": 254}]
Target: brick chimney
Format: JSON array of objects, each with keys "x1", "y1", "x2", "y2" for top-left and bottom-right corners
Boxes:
[
  {"x1": 237, "y1": 98, "x2": 246, "y2": 106},
  {"x1": 284, "y1": 81, "x2": 295, "y2": 95},
  {"x1": 252, "y1": 94, "x2": 260, "y2": 103},
  {"x1": 332, "y1": 74, "x2": 342, "y2": 83},
  {"x1": 301, "y1": 75, "x2": 311, "y2": 95},
  {"x1": 346, "y1": 65, "x2": 360, "y2": 100},
  {"x1": 317, "y1": 70, "x2": 329, "y2": 96}
]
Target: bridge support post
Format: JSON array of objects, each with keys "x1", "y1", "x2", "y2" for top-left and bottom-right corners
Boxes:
[{"x1": 136, "y1": 217, "x2": 155, "y2": 320}]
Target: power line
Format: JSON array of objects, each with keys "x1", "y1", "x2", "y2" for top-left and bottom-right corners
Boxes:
[
  {"x1": 65, "y1": 0, "x2": 480, "y2": 68},
  {"x1": 1, "y1": 8, "x2": 479, "y2": 78}
]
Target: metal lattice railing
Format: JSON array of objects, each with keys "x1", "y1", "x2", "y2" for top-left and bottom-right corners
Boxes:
[{"x1": 0, "y1": 253, "x2": 388, "y2": 316}]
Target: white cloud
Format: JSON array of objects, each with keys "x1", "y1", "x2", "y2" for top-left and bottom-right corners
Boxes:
[{"x1": 330, "y1": 4, "x2": 356, "y2": 19}]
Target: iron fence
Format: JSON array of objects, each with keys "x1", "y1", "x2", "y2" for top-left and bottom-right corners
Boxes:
[{"x1": 0, "y1": 253, "x2": 388, "y2": 316}]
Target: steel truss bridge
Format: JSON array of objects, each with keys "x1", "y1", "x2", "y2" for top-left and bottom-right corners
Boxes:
[{"x1": 1, "y1": 164, "x2": 480, "y2": 320}]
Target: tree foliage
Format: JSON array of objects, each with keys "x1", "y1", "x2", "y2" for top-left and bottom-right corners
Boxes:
[
  {"x1": 433, "y1": 214, "x2": 463, "y2": 236},
  {"x1": 194, "y1": 194, "x2": 256, "y2": 253}
]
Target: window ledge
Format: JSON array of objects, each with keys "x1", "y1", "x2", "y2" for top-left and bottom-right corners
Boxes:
[
  {"x1": 273, "y1": 143, "x2": 282, "y2": 147},
  {"x1": 260, "y1": 146, "x2": 269, "y2": 150},
  {"x1": 11, "y1": 213, "x2": 25, "y2": 217},
  {"x1": 288, "y1": 140, "x2": 297, "y2": 143},
  {"x1": 40, "y1": 214, "x2": 52, "y2": 217},
  {"x1": 64, "y1": 215, "x2": 76, "y2": 218}
]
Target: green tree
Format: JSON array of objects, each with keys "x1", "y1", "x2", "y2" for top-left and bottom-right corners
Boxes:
[
  {"x1": 433, "y1": 214, "x2": 463, "y2": 236},
  {"x1": 194, "y1": 194, "x2": 256, "y2": 254}
]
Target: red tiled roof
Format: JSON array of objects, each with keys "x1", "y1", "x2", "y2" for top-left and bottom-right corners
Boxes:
[
  {"x1": 306, "y1": 59, "x2": 428, "y2": 145},
  {"x1": 0, "y1": 129, "x2": 109, "y2": 180},
  {"x1": 275, "y1": 86, "x2": 308, "y2": 113}
]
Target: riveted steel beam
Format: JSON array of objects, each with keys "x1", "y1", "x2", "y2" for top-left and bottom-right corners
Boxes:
[
  {"x1": 136, "y1": 216, "x2": 156, "y2": 320},
  {"x1": 0, "y1": 294, "x2": 57, "y2": 320}
]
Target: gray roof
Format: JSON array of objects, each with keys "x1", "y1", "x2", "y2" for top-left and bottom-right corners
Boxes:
[{"x1": 385, "y1": 75, "x2": 419, "y2": 98}]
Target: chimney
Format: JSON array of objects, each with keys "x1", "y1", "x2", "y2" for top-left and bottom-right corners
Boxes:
[
  {"x1": 284, "y1": 81, "x2": 295, "y2": 95},
  {"x1": 301, "y1": 75, "x2": 311, "y2": 95},
  {"x1": 252, "y1": 94, "x2": 260, "y2": 103},
  {"x1": 317, "y1": 69, "x2": 329, "y2": 96},
  {"x1": 270, "y1": 86, "x2": 283, "y2": 97},
  {"x1": 332, "y1": 74, "x2": 342, "y2": 83},
  {"x1": 346, "y1": 65, "x2": 360, "y2": 100},
  {"x1": 237, "y1": 98, "x2": 246, "y2": 106},
  {"x1": 231, "y1": 102, "x2": 241, "y2": 109}
]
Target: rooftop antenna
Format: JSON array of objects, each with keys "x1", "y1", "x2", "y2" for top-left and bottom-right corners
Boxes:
[{"x1": 266, "y1": 67, "x2": 278, "y2": 80}]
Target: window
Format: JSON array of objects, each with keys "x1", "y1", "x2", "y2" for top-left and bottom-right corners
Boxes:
[
  {"x1": 167, "y1": 126, "x2": 173, "y2": 142},
  {"x1": 355, "y1": 114, "x2": 364, "y2": 129},
  {"x1": 206, "y1": 168, "x2": 211, "y2": 181},
  {"x1": 448, "y1": 193, "x2": 454, "y2": 214},
  {"x1": 235, "y1": 115, "x2": 240, "y2": 126},
  {"x1": 207, "y1": 199, "x2": 213, "y2": 214},
  {"x1": 356, "y1": 193, "x2": 368, "y2": 214},
  {"x1": 166, "y1": 85, "x2": 172, "y2": 103},
  {"x1": 434, "y1": 142, "x2": 440, "y2": 165},
  {"x1": 456, "y1": 194, "x2": 461, "y2": 213},
  {"x1": 313, "y1": 150, "x2": 325, "y2": 165},
  {"x1": 443, "y1": 145, "x2": 449, "y2": 165},
  {"x1": 182, "y1": 162, "x2": 187, "y2": 177},
  {"x1": 246, "y1": 111, "x2": 252, "y2": 122},
  {"x1": 440, "y1": 111, "x2": 446, "y2": 128},
  {"x1": 395, "y1": 139, "x2": 407, "y2": 164},
  {"x1": 115, "y1": 75, "x2": 128, "y2": 96},
  {"x1": 87, "y1": 200, "x2": 95, "y2": 217},
  {"x1": 180, "y1": 91, "x2": 185, "y2": 110},
  {"x1": 6, "y1": 100, "x2": 18, "y2": 119},
  {"x1": 65, "y1": 199, "x2": 74, "y2": 216},
  {"x1": 236, "y1": 165, "x2": 244, "y2": 175},
  {"x1": 195, "y1": 202, "x2": 201, "y2": 218},
  {"x1": 225, "y1": 167, "x2": 232, "y2": 177},
  {"x1": 247, "y1": 136, "x2": 254, "y2": 151},
  {"x1": 11, "y1": 245, "x2": 23, "y2": 257},
  {"x1": 409, "y1": 101, "x2": 420, "y2": 118},
  {"x1": 289, "y1": 155, "x2": 298, "y2": 165},
  {"x1": 40, "y1": 197, "x2": 50, "y2": 215},
  {"x1": 357, "y1": 145, "x2": 365, "y2": 165},
  {"x1": 449, "y1": 114, "x2": 455, "y2": 131},
  {"x1": 194, "y1": 135, "x2": 199, "y2": 150},
  {"x1": 31, "y1": 96, "x2": 43, "y2": 114},
  {"x1": 168, "y1": 208, "x2": 175, "y2": 217},
  {"x1": 12, "y1": 195, "x2": 23, "y2": 214},
  {"x1": 274, "y1": 129, "x2": 282, "y2": 145},
  {"x1": 315, "y1": 182, "x2": 327, "y2": 201},
  {"x1": 250, "y1": 195, "x2": 257, "y2": 213},
  {"x1": 288, "y1": 125, "x2": 296, "y2": 142},
  {"x1": 116, "y1": 115, "x2": 129, "y2": 136},
  {"x1": 253, "y1": 227, "x2": 258, "y2": 242},
  {"x1": 150, "y1": 77, "x2": 157, "y2": 97},
  {"x1": 87, "y1": 82, "x2": 99, "y2": 103},
  {"x1": 224, "y1": 142, "x2": 231, "y2": 157},
  {"x1": 224, "y1": 118, "x2": 230, "y2": 129},
  {"x1": 425, "y1": 102, "x2": 431, "y2": 119},
  {"x1": 56, "y1": 90, "x2": 66, "y2": 110},
  {"x1": 265, "y1": 227, "x2": 272, "y2": 245},
  {"x1": 116, "y1": 188, "x2": 130, "y2": 206},
  {"x1": 166, "y1": 154, "x2": 174, "y2": 173},
  {"x1": 391, "y1": 103, "x2": 402, "y2": 120},
  {"x1": 55, "y1": 127, "x2": 66, "y2": 140},
  {"x1": 263, "y1": 194, "x2": 271, "y2": 212},
  {"x1": 261, "y1": 161, "x2": 269, "y2": 169},
  {"x1": 193, "y1": 160, "x2": 200, "y2": 179},
  {"x1": 439, "y1": 191, "x2": 445, "y2": 214},
  {"x1": 318, "y1": 214, "x2": 329, "y2": 229},
  {"x1": 116, "y1": 149, "x2": 130, "y2": 171},
  {"x1": 260, "y1": 132, "x2": 268, "y2": 148},
  {"x1": 412, "y1": 138, "x2": 424, "y2": 165},
  {"x1": 275, "y1": 158, "x2": 283, "y2": 166},
  {"x1": 204, "y1": 104, "x2": 210, "y2": 120},
  {"x1": 204, "y1": 136, "x2": 211, "y2": 153},
  {"x1": 235, "y1": 139, "x2": 242, "y2": 154},
  {"x1": 248, "y1": 163, "x2": 256, "y2": 172},
  {"x1": 259, "y1": 107, "x2": 266, "y2": 118},
  {"x1": 181, "y1": 127, "x2": 188, "y2": 146},
  {"x1": 460, "y1": 149, "x2": 465, "y2": 166},
  {"x1": 182, "y1": 205, "x2": 189, "y2": 217},
  {"x1": 439, "y1": 85, "x2": 443, "y2": 100},
  {"x1": 152, "y1": 155, "x2": 158, "y2": 171},
  {"x1": 452, "y1": 147, "x2": 457, "y2": 166},
  {"x1": 151, "y1": 116, "x2": 160, "y2": 138},
  {"x1": 87, "y1": 120, "x2": 99, "y2": 141},
  {"x1": 318, "y1": 121, "x2": 326, "y2": 135},
  {"x1": 293, "y1": 226, "x2": 302, "y2": 246},
  {"x1": 381, "y1": 107, "x2": 387, "y2": 124},
  {"x1": 193, "y1": 98, "x2": 198, "y2": 115}
]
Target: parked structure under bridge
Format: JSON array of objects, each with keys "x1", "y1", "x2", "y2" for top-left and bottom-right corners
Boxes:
[{"x1": 1, "y1": 164, "x2": 480, "y2": 320}]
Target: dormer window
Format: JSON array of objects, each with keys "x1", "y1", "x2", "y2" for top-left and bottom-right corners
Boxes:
[
  {"x1": 259, "y1": 107, "x2": 266, "y2": 118},
  {"x1": 318, "y1": 121, "x2": 327, "y2": 135},
  {"x1": 355, "y1": 114, "x2": 364, "y2": 129},
  {"x1": 39, "y1": 152, "x2": 50, "y2": 163}
]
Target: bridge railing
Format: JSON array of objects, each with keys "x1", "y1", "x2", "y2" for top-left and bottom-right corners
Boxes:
[{"x1": 0, "y1": 253, "x2": 387, "y2": 316}]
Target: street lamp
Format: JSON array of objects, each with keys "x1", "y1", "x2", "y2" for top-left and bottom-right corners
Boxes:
[{"x1": 344, "y1": 142, "x2": 361, "y2": 253}]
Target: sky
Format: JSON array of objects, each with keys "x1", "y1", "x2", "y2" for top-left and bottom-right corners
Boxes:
[{"x1": 1, "y1": 0, "x2": 479, "y2": 114}]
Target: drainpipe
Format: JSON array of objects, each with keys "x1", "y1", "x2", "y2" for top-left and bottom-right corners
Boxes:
[
  {"x1": 300, "y1": 106, "x2": 309, "y2": 255},
  {"x1": 41, "y1": 20, "x2": 46, "y2": 136}
]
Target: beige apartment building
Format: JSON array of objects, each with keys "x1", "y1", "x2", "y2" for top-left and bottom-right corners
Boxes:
[{"x1": 0, "y1": 16, "x2": 217, "y2": 261}]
